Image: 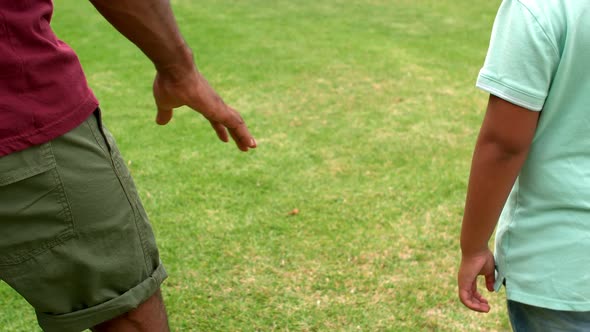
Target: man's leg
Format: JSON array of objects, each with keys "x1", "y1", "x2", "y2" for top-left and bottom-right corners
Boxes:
[
  {"x1": 92, "y1": 289, "x2": 169, "y2": 332},
  {"x1": 0, "y1": 111, "x2": 168, "y2": 332}
]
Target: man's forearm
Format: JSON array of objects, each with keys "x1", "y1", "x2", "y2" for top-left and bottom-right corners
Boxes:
[
  {"x1": 89, "y1": 0, "x2": 194, "y2": 78},
  {"x1": 460, "y1": 138, "x2": 529, "y2": 256}
]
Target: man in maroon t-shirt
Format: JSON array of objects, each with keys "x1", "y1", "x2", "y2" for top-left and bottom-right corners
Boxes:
[{"x1": 0, "y1": 0, "x2": 256, "y2": 331}]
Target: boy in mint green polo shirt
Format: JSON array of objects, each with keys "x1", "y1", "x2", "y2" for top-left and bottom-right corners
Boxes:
[{"x1": 458, "y1": 0, "x2": 590, "y2": 329}]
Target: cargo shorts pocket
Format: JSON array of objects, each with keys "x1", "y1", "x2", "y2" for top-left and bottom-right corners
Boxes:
[{"x1": 0, "y1": 142, "x2": 74, "y2": 267}]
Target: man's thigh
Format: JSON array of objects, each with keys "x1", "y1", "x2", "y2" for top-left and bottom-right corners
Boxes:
[
  {"x1": 508, "y1": 300, "x2": 590, "y2": 332},
  {"x1": 0, "y1": 111, "x2": 166, "y2": 332}
]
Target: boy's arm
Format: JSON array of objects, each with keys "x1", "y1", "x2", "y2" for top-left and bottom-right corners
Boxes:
[
  {"x1": 89, "y1": 0, "x2": 256, "y2": 151},
  {"x1": 458, "y1": 95, "x2": 539, "y2": 312}
]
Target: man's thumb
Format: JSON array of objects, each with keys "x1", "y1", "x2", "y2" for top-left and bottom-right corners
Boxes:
[{"x1": 156, "y1": 108, "x2": 173, "y2": 125}]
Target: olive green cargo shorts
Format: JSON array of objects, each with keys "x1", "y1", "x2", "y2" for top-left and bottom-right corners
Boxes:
[{"x1": 0, "y1": 111, "x2": 167, "y2": 332}]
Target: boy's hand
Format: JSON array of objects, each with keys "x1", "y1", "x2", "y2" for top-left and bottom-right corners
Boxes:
[
  {"x1": 458, "y1": 249, "x2": 495, "y2": 313},
  {"x1": 153, "y1": 67, "x2": 256, "y2": 152}
]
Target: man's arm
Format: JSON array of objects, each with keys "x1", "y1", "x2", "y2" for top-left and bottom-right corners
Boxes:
[
  {"x1": 458, "y1": 95, "x2": 539, "y2": 312},
  {"x1": 89, "y1": 0, "x2": 256, "y2": 151}
]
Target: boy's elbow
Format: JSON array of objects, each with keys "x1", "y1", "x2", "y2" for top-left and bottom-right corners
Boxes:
[{"x1": 478, "y1": 131, "x2": 532, "y2": 160}]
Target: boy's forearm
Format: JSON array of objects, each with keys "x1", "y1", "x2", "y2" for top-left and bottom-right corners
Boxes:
[
  {"x1": 460, "y1": 138, "x2": 529, "y2": 257},
  {"x1": 461, "y1": 95, "x2": 539, "y2": 257},
  {"x1": 89, "y1": 0, "x2": 194, "y2": 79}
]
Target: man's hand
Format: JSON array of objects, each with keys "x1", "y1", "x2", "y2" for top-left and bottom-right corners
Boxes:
[
  {"x1": 153, "y1": 66, "x2": 256, "y2": 152},
  {"x1": 458, "y1": 249, "x2": 495, "y2": 313},
  {"x1": 89, "y1": 0, "x2": 256, "y2": 152}
]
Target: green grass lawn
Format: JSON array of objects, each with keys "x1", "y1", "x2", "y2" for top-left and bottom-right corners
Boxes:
[{"x1": 0, "y1": 0, "x2": 511, "y2": 330}]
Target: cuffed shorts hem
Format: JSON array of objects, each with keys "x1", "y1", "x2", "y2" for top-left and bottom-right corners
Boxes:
[{"x1": 38, "y1": 263, "x2": 167, "y2": 332}]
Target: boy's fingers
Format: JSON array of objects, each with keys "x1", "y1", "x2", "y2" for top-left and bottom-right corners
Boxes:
[
  {"x1": 460, "y1": 287, "x2": 491, "y2": 313},
  {"x1": 472, "y1": 291, "x2": 489, "y2": 306},
  {"x1": 467, "y1": 298, "x2": 491, "y2": 313},
  {"x1": 458, "y1": 270, "x2": 492, "y2": 313}
]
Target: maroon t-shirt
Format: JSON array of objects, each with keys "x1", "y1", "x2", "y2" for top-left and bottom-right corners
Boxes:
[{"x1": 0, "y1": 1, "x2": 98, "y2": 156}]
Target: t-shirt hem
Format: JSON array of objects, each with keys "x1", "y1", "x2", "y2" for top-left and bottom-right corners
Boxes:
[
  {"x1": 0, "y1": 95, "x2": 99, "y2": 157},
  {"x1": 476, "y1": 74, "x2": 545, "y2": 111},
  {"x1": 507, "y1": 290, "x2": 590, "y2": 312}
]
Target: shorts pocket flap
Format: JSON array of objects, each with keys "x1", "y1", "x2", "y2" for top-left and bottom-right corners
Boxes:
[{"x1": 0, "y1": 143, "x2": 55, "y2": 186}]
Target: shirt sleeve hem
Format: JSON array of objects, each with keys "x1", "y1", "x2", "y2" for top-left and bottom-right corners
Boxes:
[{"x1": 476, "y1": 74, "x2": 545, "y2": 111}]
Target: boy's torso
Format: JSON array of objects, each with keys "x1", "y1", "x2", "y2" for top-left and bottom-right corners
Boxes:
[{"x1": 486, "y1": 0, "x2": 590, "y2": 311}]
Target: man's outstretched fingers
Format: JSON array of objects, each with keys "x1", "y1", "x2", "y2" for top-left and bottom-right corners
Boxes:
[
  {"x1": 229, "y1": 125, "x2": 256, "y2": 151},
  {"x1": 210, "y1": 121, "x2": 229, "y2": 142}
]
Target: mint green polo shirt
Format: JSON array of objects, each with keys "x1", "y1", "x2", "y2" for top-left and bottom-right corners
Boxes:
[{"x1": 477, "y1": 0, "x2": 590, "y2": 311}]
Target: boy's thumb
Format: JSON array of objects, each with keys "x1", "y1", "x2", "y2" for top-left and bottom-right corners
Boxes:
[{"x1": 485, "y1": 270, "x2": 495, "y2": 292}]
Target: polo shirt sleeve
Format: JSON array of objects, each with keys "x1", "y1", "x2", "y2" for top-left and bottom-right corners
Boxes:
[{"x1": 476, "y1": 0, "x2": 560, "y2": 111}]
